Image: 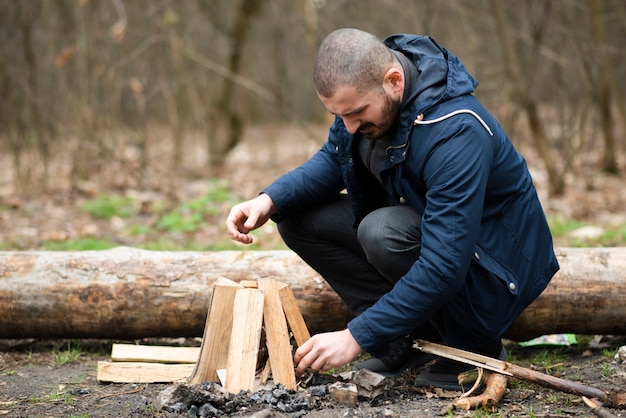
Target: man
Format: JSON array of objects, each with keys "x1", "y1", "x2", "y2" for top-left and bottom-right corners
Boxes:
[{"x1": 226, "y1": 28, "x2": 559, "y2": 390}]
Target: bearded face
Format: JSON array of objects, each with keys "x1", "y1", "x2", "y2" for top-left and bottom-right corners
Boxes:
[
  {"x1": 318, "y1": 85, "x2": 403, "y2": 140},
  {"x1": 358, "y1": 91, "x2": 402, "y2": 140}
]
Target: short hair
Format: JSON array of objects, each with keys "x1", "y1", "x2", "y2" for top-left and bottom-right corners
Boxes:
[{"x1": 314, "y1": 28, "x2": 394, "y2": 98}]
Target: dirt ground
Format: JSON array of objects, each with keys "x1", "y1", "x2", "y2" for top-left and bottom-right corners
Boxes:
[
  {"x1": 1, "y1": 124, "x2": 626, "y2": 417},
  {"x1": 1, "y1": 336, "x2": 625, "y2": 417}
]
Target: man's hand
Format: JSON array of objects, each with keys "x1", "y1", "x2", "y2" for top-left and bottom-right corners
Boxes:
[
  {"x1": 225, "y1": 194, "x2": 277, "y2": 244},
  {"x1": 294, "y1": 329, "x2": 362, "y2": 378}
]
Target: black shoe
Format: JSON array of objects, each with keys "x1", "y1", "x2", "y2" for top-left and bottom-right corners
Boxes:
[
  {"x1": 413, "y1": 345, "x2": 507, "y2": 391},
  {"x1": 353, "y1": 336, "x2": 436, "y2": 377}
]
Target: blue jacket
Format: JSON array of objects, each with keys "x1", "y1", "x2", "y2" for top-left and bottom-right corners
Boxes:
[{"x1": 264, "y1": 34, "x2": 559, "y2": 355}]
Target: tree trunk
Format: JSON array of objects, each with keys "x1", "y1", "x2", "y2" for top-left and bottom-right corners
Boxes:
[
  {"x1": 586, "y1": 0, "x2": 619, "y2": 175},
  {"x1": 209, "y1": 0, "x2": 264, "y2": 168},
  {"x1": 489, "y1": 0, "x2": 565, "y2": 196},
  {"x1": 1, "y1": 248, "x2": 625, "y2": 341}
]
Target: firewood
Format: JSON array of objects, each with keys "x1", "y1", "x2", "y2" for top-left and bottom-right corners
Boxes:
[
  {"x1": 258, "y1": 279, "x2": 297, "y2": 390},
  {"x1": 278, "y1": 284, "x2": 311, "y2": 346},
  {"x1": 111, "y1": 343, "x2": 199, "y2": 364},
  {"x1": 188, "y1": 279, "x2": 242, "y2": 384},
  {"x1": 97, "y1": 361, "x2": 194, "y2": 383},
  {"x1": 225, "y1": 288, "x2": 265, "y2": 393}
]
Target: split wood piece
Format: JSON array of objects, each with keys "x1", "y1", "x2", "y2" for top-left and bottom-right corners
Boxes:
[
  {"x1": 414, "y1": 340, "x2": 626, "y2": 409},
  {"x1": 240, "y1": 278, "x2": 311, "y2": 346},
  {"x1": 97, "y1": 361, "x2": 194, "y2": 383},
  {"x1": 258, "y1": 279, "x2": 297, "y2": 390},
  {"x1": 279, "y1": 284, "x2": 312, "y2": 347},
  {"x1": 111, "y1": 343, "x2": 199, "y2": 364},
  {"x1": 188, "y1": 278, "x2": 243, "y2": 384},
  {"x1": 97, "y1": 344, "x2": 201, "y2": 383},
  {"x1": 225, "y1": 288, "x2": 265, "y2": 393},
  {"x1": 241, "y1": 278, "x2": 311, "y2": 344}
]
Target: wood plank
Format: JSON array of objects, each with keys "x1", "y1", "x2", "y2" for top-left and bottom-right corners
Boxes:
[
  {"x1": 258, "y1": 279, "x2": 297, "y2": 390},
  {"x1": 97, "y1": 361, "x2": 194, "y2": 383},
  {"x1": 278, "y1": 284, "x2": 311, "y2": 347},
  {"x1": 188, "y1": 279, "x2": 243, "y2": 384},
  {"x1": 111, "y1": 343, "x2": 199, "y2": 364},
  {"x1": 225, "y1": 288, "x2": 265, "y2": 393}
]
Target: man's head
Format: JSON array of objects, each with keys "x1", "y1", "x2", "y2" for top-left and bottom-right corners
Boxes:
[{"x1": 314, "y1": 28, "x2": 404, "y2": 139}]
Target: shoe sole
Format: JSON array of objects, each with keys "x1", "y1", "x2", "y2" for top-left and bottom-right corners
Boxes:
[
  {"x1": 413, "y1": 346, "x2": 508, "y2": 391},
  {"x1": 355, "y1": 353, "x2": 437, "y2": 377}
]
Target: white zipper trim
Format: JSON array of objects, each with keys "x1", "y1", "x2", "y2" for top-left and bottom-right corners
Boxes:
[{"x1": 413, "y1": 109, "x2": 494, "y2": 136}]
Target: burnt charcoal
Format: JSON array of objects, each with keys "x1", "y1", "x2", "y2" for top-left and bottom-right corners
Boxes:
[
  {"x1": 187, "y1": 404, "x2": 198, "y2": 417},
  {"x1": 272, "y1": 387, "x2": 290, "y2": 400},
  {"x1": 276, "y1": 396, "x2": 311, "y2": 413},
  {"x1": 305, "y1": 373, "x2": 337, "y2": 386},
  {"x1": 157, "y1": 378, "x2": 331, "y2": 416},
  {"x1": 165, "y1": 402, "x2": 188, "y2": 413},
  {"x1": 198, "y1": 402, "x2": 222, "y2": 417},
  {"x1": 307, "y1": 385, "x2": 327, "y2": 397}
]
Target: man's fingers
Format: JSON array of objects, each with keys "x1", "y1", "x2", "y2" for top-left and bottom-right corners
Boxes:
[
  {"x1": 294, "y1": 338, "x2": 335, "y2": 378},
  {"x1": 243, "y1": 212, "x2": 259, "y2": 231},
  {"x1": 294, "y1": 342, "x2": 312, "y2": 377}
]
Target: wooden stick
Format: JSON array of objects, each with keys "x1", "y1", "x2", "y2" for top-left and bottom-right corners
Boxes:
[
  {"x1": 414, "y1": 340, "x2": 617, "y2": 405},
  {"x1": 457, "y1": 367, "x2": 484, "y2": 399},
  {"x1": 582, "y1": 396, "x2": 619, "y2": 418},
  {"x1": 453, "y1": 371, "x2": 508, "y2": 411}
]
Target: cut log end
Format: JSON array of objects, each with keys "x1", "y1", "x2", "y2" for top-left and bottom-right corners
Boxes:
[{"x1": 605, "y1": 391, "x2": 626, "y2": 409}]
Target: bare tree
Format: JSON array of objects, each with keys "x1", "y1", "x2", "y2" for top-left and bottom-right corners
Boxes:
[
  {"x1": 586, "y1": 0, "x2": 619, "y2": 174},
  {"x1": 207, "y1": 0, "x2": 264, "y2": 168},
  {"x1": 10, "y1": 1, "x2": 52, "y2": 191},
  {"x1": 489, "y1": 0, "x2": 565, "y2": 196},
  {"x1": 0, "y1": 0, "x2": 623, "y2": 196}
]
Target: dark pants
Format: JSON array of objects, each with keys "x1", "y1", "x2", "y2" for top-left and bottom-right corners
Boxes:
[
  {"x1": 277, "y1": 195, "x2": 442, "y2": 346},
  {"x1": 278, "y1": 195, "x2": 505, "y2": 357}
]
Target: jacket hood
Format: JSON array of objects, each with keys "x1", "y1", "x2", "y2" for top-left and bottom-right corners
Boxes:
[{"x1": 383, "y1": 34, "x2": 478, "y2": 112}]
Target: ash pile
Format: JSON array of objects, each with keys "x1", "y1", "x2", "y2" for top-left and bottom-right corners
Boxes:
[{"x1": 154, "y1": 369, "x2": 390, "y2": 417}]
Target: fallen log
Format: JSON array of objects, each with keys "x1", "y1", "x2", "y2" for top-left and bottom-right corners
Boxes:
[
  {"x1": 0, "y1": 247, "x2": 625, "y2": 340},
  {"x1": 0, "y1": 248, "x2": 352, "y2": 339},
  {"x1": 508, "y1": 247, "x2": 626, "y2": 340}
]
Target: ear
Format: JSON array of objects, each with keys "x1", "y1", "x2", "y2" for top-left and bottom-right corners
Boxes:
[{"x1": 383, "y1": 67, "x2": 404, "y2": 94}]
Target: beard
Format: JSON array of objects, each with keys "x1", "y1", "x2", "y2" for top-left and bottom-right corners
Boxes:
[{"x1": 360, "y1": 93, "x2": 402, "y2": 140}]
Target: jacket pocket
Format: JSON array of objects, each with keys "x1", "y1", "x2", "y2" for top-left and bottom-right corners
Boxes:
[{"x1": 470, "y1": 247, "x2": 519, "y2": 296}]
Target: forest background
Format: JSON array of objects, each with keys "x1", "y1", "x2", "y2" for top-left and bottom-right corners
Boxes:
[{"x1": 0, "y1": 0, "x2": 625, "y2": 252}]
